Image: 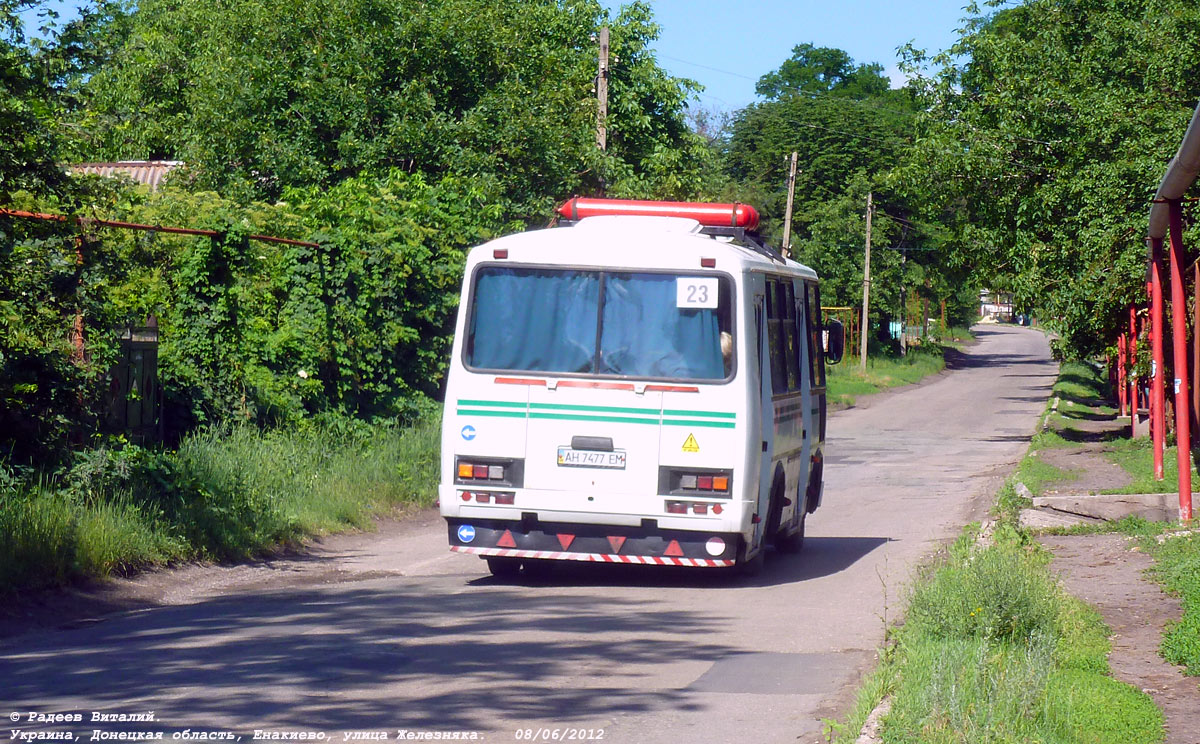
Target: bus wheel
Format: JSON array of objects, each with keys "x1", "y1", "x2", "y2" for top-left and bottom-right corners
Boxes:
[
  {"x1": 486, "y1": 557, "x2": 522, "y2": 577},
  {"x1": 776, "y1": 512, "x2": 805, "y2": 554}
]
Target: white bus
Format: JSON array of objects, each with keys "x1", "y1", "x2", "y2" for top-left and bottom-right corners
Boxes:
[{"x1": 439, "y1": 198, "x2": 844, "y2": 576}]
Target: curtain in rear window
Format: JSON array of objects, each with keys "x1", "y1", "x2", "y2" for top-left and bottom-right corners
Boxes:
[
  {"x1": 468, "y1": 268, "x2": 599, "y2": 374},
  {"x1": 599, "y1": 273, "x2": 723, "y2": 379}
]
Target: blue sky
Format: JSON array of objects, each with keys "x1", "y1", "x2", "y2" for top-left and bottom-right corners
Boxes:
[
  {"x1": 603, "y1": 0, "x2": 974, "y2": 110},
  {"x1": 20, "y1": 0, "x2": 975, "y2": 112}
]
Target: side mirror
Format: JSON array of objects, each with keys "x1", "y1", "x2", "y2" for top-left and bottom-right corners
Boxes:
[{"x1": 824, "y1": 319, "x2": 845, "y2": 364}]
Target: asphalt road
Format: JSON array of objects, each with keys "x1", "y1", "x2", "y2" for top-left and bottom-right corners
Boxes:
[{"x1": 1, "y1": 324, "x2": 1056, "y2": 744}]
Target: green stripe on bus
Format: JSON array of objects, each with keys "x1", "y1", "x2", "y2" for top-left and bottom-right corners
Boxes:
[
  {"x1": 457, "y1": 399, "x2": 525, "y2": 408},
  {"x1": 529, "y1": 402, "x2": 659, "y2": 415},
  {"x1": 662, "y1": 408, "x2": 737, "y2": 419},
  {"x1": 529, "y1": 412, "x2": 659, "y2": 425},
  {"x1": 458, "y1": 399, "x2": 736, "y2": 425},
  {"x1": 456, "y1": 409, "x2": 527, "y2": 419},
  {"x1": 662, "y1": 419, "x2": 736, "y2": 429}
]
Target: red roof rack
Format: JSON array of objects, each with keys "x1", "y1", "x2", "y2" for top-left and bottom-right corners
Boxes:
[{"x1": 557, "y1": 197, "x2": 760, "y2": 231}]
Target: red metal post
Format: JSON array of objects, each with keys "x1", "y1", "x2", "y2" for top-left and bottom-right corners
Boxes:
[
  {"x1": 1151, "y1": 238, "x2": 1166, "y2": 480},
  {"x1": 1118, "y1": 333, "x2": 1128, "y2": 417},
  {"x1": 1130, "y1": 305, "x2": 1139, "y2": 438},
  {"x1": 1168, "y1": 200, "x2": 1193, "y2": 521}
]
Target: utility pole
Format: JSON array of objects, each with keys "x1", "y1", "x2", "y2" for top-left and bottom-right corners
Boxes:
[
  {"x1": 860, "y1": 191, "x2": 873, "y2": 372},
  {"x1": 781, "y1": 151, "x2": 798, "y2": 258},
  {"x1": 899, "y1": 246, "x2": 907, "y2": 356},
  {"x1": 596, "y1": 27, "x2": 609, "y2": 152}
]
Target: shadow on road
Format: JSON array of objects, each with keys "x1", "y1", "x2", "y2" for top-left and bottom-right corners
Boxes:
[
  {"x1": 3, "y1": 538, "x2": 890, "y2": 731},
  {"x1": 945, "y1": 349, "x2": 1054, "y2": 370},
  {"x1": 4, "y1": 578, "x2": 727, "y2": 731},
  {"x1": 472, "y1": 536, "x2": 890, "y2": 591}
]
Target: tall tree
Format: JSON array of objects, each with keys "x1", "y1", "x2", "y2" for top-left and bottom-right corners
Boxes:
[
  {"x1": 897, "y1": 0, "x2": 1200, "y2": 356},
  {"x1": 724, "y1": 45, "x2": 960, "y2": 331},
  {"x1": 755, "y1": 43, "x2": 890, "y2": 101},
  {"x1": 0, "y1": 0, "x2": 64, "y2": 201},
  {"x1": 74, "y1": 0, "x2": 718, "y2": 213}
]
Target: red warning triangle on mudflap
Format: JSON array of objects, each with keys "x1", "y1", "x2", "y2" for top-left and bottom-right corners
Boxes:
[
  {"x1": 497, "y1": 530, "x2": 517, "y2": 548},
  {"x1": 607, "y1": 536, "x2": 627, "y2": 553},
  {"x1": 557, "y1": 534, "x2": 575, "y2": 550},
  {"x1": 664, "y1": 540, "x2": 684, "y2": 557}
]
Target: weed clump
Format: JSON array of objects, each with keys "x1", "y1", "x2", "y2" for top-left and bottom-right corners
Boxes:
[
  {"x1": 907, "y1": 538, "x2": 1059, "y2": 645},
  {"x1": 0, "y1": 413, "x2": 441, "y2": 594},
  {"x1": 876, "y1": 531, "x2": 1164, "y2": 744}
]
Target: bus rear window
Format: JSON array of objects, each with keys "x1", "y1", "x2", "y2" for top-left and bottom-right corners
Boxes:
[{"x1": 466, "y1": 267, "x2": 733, "y2": 381}]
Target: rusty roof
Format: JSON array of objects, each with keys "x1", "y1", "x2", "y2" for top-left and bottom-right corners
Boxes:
[{"x1": 71, "y1": 161, "x2": 183, "y2": 191}]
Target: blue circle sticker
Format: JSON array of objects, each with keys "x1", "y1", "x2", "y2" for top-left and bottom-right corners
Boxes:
[
  {"x1": 457, "y1": 524, "x2": 476, "y2": 543},
  {"x1": 461, "y1": 425, "x2": 477, "y2": 441}
]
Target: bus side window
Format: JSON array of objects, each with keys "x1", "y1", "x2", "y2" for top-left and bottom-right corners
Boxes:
[
  {"x1": 782, "y1": 282, "x2": 801, "y2": 391},
  {"x1": 766, "y1": 281, "x2": 788, "y2": 394},
  {"x1": 755, "y1": 301, "x2": 765, "y2": 395},
  {"x1": 804, "y1": 282, "x2": 826, "y2": 387}
]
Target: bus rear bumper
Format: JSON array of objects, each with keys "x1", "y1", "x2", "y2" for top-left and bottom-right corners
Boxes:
[{"x1": 446, "y1": 518, "x2": 738, "y2": 568}]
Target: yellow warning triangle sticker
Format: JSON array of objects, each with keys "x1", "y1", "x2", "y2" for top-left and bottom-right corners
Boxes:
[{"x1": 682, "y1": 433, "x2": 700, "y2": 453}]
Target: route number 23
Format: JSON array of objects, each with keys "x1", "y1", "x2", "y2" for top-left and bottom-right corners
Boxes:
[{"x1": 676, "y1": 277, "x2": 719, "y2": 309}]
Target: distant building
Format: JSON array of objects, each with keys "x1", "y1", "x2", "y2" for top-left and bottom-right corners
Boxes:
[
  {"x1": 70, "y1": 161, "x2": 182, "y2": 191},
  {"x1": 980, "y1": 290, "x2": 1014, "y2": 321}
]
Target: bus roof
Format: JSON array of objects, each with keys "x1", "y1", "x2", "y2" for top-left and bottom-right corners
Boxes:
[{"x1": 467, "y1": 216, "x2": 820, "y2": 280}]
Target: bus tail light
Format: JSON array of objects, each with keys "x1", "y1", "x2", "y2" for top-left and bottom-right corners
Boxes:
[
  {"x1": 460, "y1": 491, "x2": 516, "y2": 505},
  {"x1": 454, "y1": 457, "x2": 524, "y2": 487},
  {"x1": 665, "y1": 500, "x2": 718, "y2": 516},
  {"x1": 661, "y1": 468, "x2": 733, "y2": 496}
]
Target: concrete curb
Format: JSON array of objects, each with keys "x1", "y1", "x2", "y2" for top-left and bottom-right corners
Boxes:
[{"x1": 854, "y1": 695, "x2": 893, "y2": 744}]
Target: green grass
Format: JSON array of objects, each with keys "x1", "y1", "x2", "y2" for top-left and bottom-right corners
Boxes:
[
  {"x1": 1152, "y1": 532, "x2": 1200, "y2": 675},
  {"x1": 1068, "y1": 521, "x2": 1200, "y2": 678},
  {"x1": 942, "y1": 325, "x2": 976, "y2": 346},
  {"x1": 1020, "y1": 455, "x2": 1078, "y2": 495},
  {"x1": 1069, "y1": 520, "x2": 1200, "y2": 677},
  {"x1": 0, "y1": 414, "x2": 442, "y2": 593},
  {"x1": 829, "y1": 357, "x2": 1172, "y2": 743},
  {"x1": 1101, "y1": 437, "x2": 1199, "y2": 495},
  {"x1": 829, "y1": 530, "x2": 1164, "y2": 744},
  {"x1": 827, "y1": 347, "x2": 947, "y2": 407},
  {"x1": 1003, "y1": 355, "x2": 1200, "y2": 678},
  {"x1": 993, "y1": 450, "x2": 1078, "y2": 525}
]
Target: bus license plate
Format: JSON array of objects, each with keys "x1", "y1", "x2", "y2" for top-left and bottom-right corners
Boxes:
[{"x1": 557, "y1": 447, "x2": 627, "y2": 469}]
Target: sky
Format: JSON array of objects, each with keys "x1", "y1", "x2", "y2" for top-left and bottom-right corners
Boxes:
[
  {"x1": 602, "y1": 0, "x2": 974, "y2": 110},
  {"x1": 19, "y1": 0, "x2": 975, "y2": 113}
]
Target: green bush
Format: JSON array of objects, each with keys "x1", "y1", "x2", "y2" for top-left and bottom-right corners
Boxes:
[
  {"x1": 906, "y1": 540, "x2": 1061, "y2": 645},
  {"x1": 0, "y1": 487, "x2": 79, "y2": 591},
  {"x1": 0, "y1": 412, "x2": 442, "y2": 594},
  {"x1": 877, "y1": 538, "x2": 1164, "y2": 744}
]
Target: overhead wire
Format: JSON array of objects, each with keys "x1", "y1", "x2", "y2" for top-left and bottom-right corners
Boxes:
[{"x1": 657, "y1": 51, "x2": 1062, "y2": 149}]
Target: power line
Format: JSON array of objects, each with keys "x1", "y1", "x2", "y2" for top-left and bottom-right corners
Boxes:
[
  {"x1": 788, "y1": 120, "x2": 1055, "y2": 175},
  {"x1": 658, "y1": 51, "x2": 1062, "y2": 149}
]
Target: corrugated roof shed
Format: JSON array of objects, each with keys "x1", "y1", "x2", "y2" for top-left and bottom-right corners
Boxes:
[{"x1": 71, "y1": 161, "x2": 183, "y2": 191}]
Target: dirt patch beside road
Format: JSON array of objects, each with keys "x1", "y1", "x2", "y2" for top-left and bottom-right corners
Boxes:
[
  {"x1": 1035, "y1": 444, "x2": 1132, "y2": 494},
  {"x1": 1041, "y1": 533, "x2": 1200, "y2": 744},
  {"x1": 0, "y1": 508, "x2": 446, "y2": 644}
]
